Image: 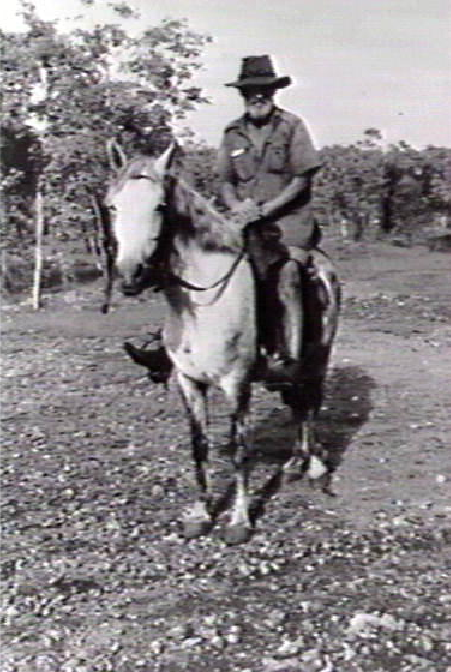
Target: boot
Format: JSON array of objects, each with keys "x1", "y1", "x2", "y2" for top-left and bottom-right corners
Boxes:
[{"x1": 123, "y1": 341, "x2": 173, "y2": 384}]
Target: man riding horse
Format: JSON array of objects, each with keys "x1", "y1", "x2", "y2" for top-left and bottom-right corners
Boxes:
[{"x1": 125, "y1": 55, "x2": 323, "y2": 381}]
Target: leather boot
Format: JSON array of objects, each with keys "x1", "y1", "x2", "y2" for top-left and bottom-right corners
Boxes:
[{"x1": 123, "y1": 341, "x2": 173, "y2": 384}]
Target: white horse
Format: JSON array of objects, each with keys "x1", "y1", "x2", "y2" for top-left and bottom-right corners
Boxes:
[{"x1": 106, "y1": 144, "x2": 340, "y2": 544}]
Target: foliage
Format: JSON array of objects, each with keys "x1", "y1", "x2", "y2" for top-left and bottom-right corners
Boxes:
[
  {"x1": 179, "y1": 138, "x2": 221, "y2": 201},
  {"x1": 313, "y1": 143, "x2": 386, "y2": 236},
  {"x1": 1, "y1": 0, "x2": 211, "y2": 259},
  {"x1": 311, "y1": 134, "x2": 451, "y2": 240},
  {"x1": 1, "y1": 1, "x2": 450, "y2": 293}
]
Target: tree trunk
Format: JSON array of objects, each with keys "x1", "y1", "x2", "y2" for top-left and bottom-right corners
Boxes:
[
  {"x1": 31, "y1": 63, "x2": 48, "y2": 311},
  {"x1": 32, "y1": 183, "x2": 44, "y2": 310},
  {"x1": 1, "y1": 251, "x2": 13, "y2": 294}
]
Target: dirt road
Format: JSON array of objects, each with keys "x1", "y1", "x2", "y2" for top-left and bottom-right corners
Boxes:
[{"x1": 1, "y1": 242, "x2": 450, "y2": 671}]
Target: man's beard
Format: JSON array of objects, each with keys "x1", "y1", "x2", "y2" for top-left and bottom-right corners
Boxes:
[{"x1": 245, "y1": 101, "x2": 275, "y2": 125}]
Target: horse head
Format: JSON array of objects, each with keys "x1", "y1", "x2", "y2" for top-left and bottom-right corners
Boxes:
[{"x1": 106, "y1": 142, "x2": 177, "y2": 295}]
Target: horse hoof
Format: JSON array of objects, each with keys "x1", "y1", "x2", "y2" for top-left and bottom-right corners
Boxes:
[
  {"x1": 182, "y1": 520, "x2": 212, "y2": 539},
  {"x1": 307, "y1": 454, "x2": 328, "y2": 480},
  {"x1": 224, "y1": 525, "x2": 252, "y2": 545}
]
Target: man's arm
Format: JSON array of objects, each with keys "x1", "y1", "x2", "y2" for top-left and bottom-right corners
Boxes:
[
  {"x1": 221, "y1": 181, "x2": 241, "y2": 210},
  {"x1": 222, "y1": 173, "x2": 312, "y2": 224},
  {"x1": 260, "y1": 173, "x2": 312, "y2": 219},
  {"x1": 218, "y1": 139, "x2": 261, "y2": 221},
  {"x1": 258, "y1": 115, "x2": 321, "y2": 218},
  {"x1": 217, "y1": 138, "x2": 238, "y2": 207}
]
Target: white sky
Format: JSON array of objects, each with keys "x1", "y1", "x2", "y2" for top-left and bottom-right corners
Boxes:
[{"x1": 3, "y1": 0, "x2": 451, "y2": 149}]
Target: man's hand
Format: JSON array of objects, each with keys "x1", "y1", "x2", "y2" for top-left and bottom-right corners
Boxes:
[{"x1": 228, "y1": 198, "x2": 262, "y2": 226}]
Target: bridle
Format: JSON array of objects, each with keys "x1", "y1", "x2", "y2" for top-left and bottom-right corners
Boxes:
[{"x1": 114, "y1": 170, "x2": 246, "y2": 296}]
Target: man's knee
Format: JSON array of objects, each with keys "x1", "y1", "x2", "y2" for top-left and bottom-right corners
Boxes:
[
  {"x1": 278, "y1": 258, "x2": 302, "y2": 279},
  {"x1": 276, "y1": 260, "x2": 303, "y2": 300}
]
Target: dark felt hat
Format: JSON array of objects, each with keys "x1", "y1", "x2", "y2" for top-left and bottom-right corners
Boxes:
[{"x1": 225, "y1": 55, "x2": 291, "y2": 90}]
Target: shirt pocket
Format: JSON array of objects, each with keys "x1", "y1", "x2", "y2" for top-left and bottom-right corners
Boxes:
[
  {"x1": 267, "y1": 143, "x2": 288, "y2": 173},
  {"x1": 231, "y1": 148, "x2": 255, "y2": 181}
]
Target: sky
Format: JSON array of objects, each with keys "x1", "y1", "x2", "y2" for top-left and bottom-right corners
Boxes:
[{"x1": 3, "y1": 0, "x2": 451, "y2": 149}]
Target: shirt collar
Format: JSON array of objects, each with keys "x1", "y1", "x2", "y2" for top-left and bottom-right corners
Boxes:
[{"x1": 226, "y1": 106, "x2": 283, "y2": 134}]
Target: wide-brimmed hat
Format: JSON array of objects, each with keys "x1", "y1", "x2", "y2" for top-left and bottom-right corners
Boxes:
[{"x1": 225, "y1": 55, "x2": 291, "y2": 90}]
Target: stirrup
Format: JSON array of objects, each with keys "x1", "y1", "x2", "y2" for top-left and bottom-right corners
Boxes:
[{"x1": 264, "y1": 355, "x2": 299, "y2": 391}]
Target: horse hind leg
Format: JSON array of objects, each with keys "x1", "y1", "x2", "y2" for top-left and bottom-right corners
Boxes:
[
  {"x1": 282, "y1": 379, "x2": 330, "y2": 491},
  {"x1": 177, "y1": 373, "x2": 213, "y2": 538},
  {"x1": 221, "y1": 377, "x2": 252, "y2": 545},
  {"x1": 273, "y1": 260, "x2": 323, "y2": 480},
  {"x1": 281, "y1": 253, "x2": 338, "y2": 492}
]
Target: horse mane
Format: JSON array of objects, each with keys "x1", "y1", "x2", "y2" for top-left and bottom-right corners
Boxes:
[
  {"x1": 109, "y1": 153, "x2": 243, "y2": 253},
  {"x1": 166, "y1": 176, "x2": 243, "y2": 254}
]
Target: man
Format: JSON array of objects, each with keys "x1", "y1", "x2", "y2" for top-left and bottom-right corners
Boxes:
[
  {"x1": 219, "y1": 55, "x2": 320, "y2": 250},
  {"x1": 217, "y1": 55, "x2": 322, "y2": 363},
  {"x1": 125, "y1": 55, "x2": 322, "y2": 380}
]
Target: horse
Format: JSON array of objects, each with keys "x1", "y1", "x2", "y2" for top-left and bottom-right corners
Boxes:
[{"x1": 105, "y1": 143, "x2": 340, "y2": 544}]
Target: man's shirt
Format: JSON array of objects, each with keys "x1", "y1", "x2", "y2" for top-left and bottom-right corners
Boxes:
[{"x1": 218, "y1": 107, "x2": 321, "y2": 247}]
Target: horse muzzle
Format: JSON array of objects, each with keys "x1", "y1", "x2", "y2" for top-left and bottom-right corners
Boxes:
[
  {"x1": 121, "y1": 281, "x2": 142, "y2": 296},
  {"x1": 120, "y1": 263, "x2": 145, "y2": 296},
  {"x1": 119, "y1": 261, "x2": 166, "y2": 295}
]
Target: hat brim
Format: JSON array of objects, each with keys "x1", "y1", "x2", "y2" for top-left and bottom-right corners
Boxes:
[{"x1": 225, "y1": 75, "x2": 291, "y2": 89}]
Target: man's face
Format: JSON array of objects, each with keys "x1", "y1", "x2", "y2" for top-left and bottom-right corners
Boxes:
[{"x1": 241, "y1": 87, "x2": 276, "y2": 122}]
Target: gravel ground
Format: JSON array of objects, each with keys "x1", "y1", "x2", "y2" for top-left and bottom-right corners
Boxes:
[{"x1": 1, "y1": 241, "x2": 450, "y2": 672}]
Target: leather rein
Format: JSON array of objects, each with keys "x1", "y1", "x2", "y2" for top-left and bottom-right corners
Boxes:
[
  {"x1": 150, "y1": 172, "x2": 246, "y2": 294},
  {"x1": 162, "y1": 249, "x2": 245, "y2": 293}
]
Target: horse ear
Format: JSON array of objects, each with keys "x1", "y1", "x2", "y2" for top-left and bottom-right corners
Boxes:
[
  {"x1": 154, "y1": 141, "x2": 179, "y2": 177},
  {"x1": 107, "y1": 139, "x2": 127, "y2": 173}
]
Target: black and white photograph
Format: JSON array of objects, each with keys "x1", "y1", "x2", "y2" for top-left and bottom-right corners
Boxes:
[{"x1": 1, "y1": 1, "x2": 450, "y2": 670}]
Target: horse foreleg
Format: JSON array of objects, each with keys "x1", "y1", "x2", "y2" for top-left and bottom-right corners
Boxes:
[
  {"x1": 177, "y1": 373, "x2": 212, "y2": 538},
  {"x1": 223, "y1": 379, "x2": 252, "y2": 545},
  {"x1": 101, "y1": 259, "x2": 114, "y2": 314}
]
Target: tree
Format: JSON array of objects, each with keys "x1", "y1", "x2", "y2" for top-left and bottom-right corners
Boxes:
[
  {"x1": 422, "y1": 146, "x2": 451, "y2": 225},
  {"x1": 312, "y1": 139, "x2": 386, "y2": 240},
  {"x1": 311, "y1": 131, "x2": 451, "y2": 241},
  {"x1": 1, "y1": 1, "x2": 212, "y2": 298}
]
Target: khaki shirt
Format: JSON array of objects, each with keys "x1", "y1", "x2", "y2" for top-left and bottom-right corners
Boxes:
[{"x1": 218, "y1": 107, "x2": 321, "y2": 247}]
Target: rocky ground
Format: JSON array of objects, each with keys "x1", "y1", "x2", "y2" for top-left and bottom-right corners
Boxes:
[{"x1": 1, "y1": 241, "x2": 450, "y2": 672}]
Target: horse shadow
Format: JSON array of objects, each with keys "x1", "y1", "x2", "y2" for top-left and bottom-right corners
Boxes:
[{"x1": 215, "y1": 365, "x2": 375, "y2": 525}]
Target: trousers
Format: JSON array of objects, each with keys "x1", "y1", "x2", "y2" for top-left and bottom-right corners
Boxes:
[{"x1": 244, "y1": 221, "x2": 321, "y2": 356}]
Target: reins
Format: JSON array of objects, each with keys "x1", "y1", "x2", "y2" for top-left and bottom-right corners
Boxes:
[
  {"x1": 157, "y1": 170, "x2": 246, "y2": 294},
  {"x1": 164, "y1": 248, "x2": 245, "y2": 293}
]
